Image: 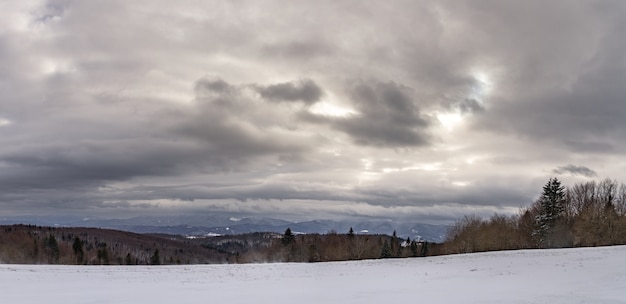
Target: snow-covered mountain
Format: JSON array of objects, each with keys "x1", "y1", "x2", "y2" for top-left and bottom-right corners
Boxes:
[
  {"x1": 90, "y1": 217, "x2": 449, "y2": 242},
  {"x1": 1, "y1": 215, "x2": 450, "y2": 242}
]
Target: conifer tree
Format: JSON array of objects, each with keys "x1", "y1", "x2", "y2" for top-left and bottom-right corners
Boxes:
[
  {"x1": 282, "y1": 228, "x2": 295, "y2": 245},
  {"x1": 72, "y1": 237, "x2": 84, "y2": 264},
  {"x1": 534, "y1": 177, "x2": 566, "y2": 247},
  {"x1": 380, "y1": 240, "x2": 391, "y2": 258},
  {"x1": 43, "y1": 235, "x2": 60, "y2": 263},
  {"x1": 150, "y1": 249, "x2": 161, "y2": 265},
  {"x1": 390, "y1": 230, "x2": 398, "y2": 257},
  {"x1": 97, "y1": 245, "x2": 110, "y2": 265}
]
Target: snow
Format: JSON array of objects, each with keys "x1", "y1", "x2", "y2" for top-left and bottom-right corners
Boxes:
[{"x1": 2, "y1": 246, "x2": 625, "y2": 303}]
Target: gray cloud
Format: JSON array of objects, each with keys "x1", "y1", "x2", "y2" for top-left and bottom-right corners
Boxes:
[
  {"x1": 454, "y1": 99, "x2": 485, "y2": 114},
  {"x1": 262, "y1": 40, "x2": 335, "y2": 60},
  {"x1": 1, "y1": 1, "x2": 625, "y2": 224},
  {"x1": 195, "y1": 77, "x2": 234, "y2": 96},
  {"x1": 455, "y1": 0, "x2": 626, "y2": 153},
  {"x1": 553, "y1": 165, "x2": 597, "y2": 178},
  {"x1": 256, "y1": 79, "x2": 323, "y2": 104},
  {"x1": 306, "y1": 80, "x2": 432, "y2": 147}
]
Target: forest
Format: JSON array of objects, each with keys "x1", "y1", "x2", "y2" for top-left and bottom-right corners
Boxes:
[
  {"x1": 0, "y1": 225, "x2": 437, "y2": 264},
  {"x1": 443, "y1": 178, "x2": 626, "y2": 254}
]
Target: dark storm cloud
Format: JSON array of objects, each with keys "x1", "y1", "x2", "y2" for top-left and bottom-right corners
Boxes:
[
  {"x1": 356, "y1": 186, "x2": 531, "y2": 209},
  {"x1": 0, "y1": 74, "x2": 314, "y2": 209},
  {"x1": 553, "y1": 165, "x2": 597, "y2": 178},
  {"x1": 182, "y1": 77, "x2": 311, "y2": 162},
  {"x1": 308, "y1": 80, "x2": 432, "y2": 147},
  {"x1": 0, "y1": 140, "x2": 201, "y2": 186},
  {"x1": 256, "y1": 79, "x2": 323, "y2": 104}
]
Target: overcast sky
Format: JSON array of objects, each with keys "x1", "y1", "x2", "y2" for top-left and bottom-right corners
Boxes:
[{"x1": 2, "y1": 0, "x2": 626, "y2": 224}]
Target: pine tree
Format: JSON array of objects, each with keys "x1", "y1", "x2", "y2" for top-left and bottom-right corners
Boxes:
[
  {"x1": 72, "y1": 237, "x2": 84, "y2": 264},
  {"x1": 390, "y1": 230, "x2": 398, "y2": 257},
  {"x1": 534, "y1": 177, "x2": 566, "y2": 247},
  {"x1": 282, "y1": 228, "x2": 295, "y2": 245},
  {"x1": 420, "y1": 241, "x2": 429, "y2": 256},
  {"x1": 348, "y1": 227, "x2": 355, "y2": 238},
  {"x1": 380, "y1": 240, "x2": 391, "y2": 258},
  {"x1": 150, "y1": 249, "x2": 161, "y2": 265},
  {"x1": 43, "y1": 235, "x2": 60, "y2": 263},
  {"x1": 97, "y1": 245, "x2": 110, "y2": 265}
]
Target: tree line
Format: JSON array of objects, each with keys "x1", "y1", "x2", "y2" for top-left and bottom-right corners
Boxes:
[
  {"x1": 444, "y1": 178, "x2": 626, "y2": 254},
  {"x1": 233, "y1": 227, "x2": 434, "y2": 263}
]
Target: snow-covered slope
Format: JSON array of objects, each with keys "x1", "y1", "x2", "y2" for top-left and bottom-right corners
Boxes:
[{"x1": 2, "y1": 246, "x2": 625, "y2": 303}]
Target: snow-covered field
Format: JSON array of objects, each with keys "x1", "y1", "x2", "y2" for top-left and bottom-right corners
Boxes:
[{"x1": 2, "y1": 246, "x2": 625, "y2": 304}]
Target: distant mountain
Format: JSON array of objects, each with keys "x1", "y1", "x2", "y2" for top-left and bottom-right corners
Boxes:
[{"x1": 1, "y1": 215, "x2": 451, "y2": 242}]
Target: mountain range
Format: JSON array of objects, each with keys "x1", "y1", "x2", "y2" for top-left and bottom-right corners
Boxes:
[{"x1": 0, "y1": 215, "x2": 450, "y2": 242}]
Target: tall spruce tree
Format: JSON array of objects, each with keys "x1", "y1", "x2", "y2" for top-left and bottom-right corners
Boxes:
[
  {"x1": 150, "y1": 249, "x2": 161, "y2": 265},
  {"x1": 282, "y1": 228, "x2": 295, "y2": 245},
  {"x1": 391, "y1": 230, "x2": 398, "y2": 257},
  {"x1": 380, "y1": 240, "x2": 391, "y2": 258},
  {"x1": 534, "y1": 177, "x2": 566, "y2": 247},
  {"x1": 72, "y1": 237, "x2": 84, "y2": 264},
  {"x1": 44, "y1": 235, "x2": 60, "y2": 263}
]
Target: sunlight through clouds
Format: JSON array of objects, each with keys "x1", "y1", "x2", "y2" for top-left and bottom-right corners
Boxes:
[
  {"x1": 0, "y1": 118, "x2": 11, "y2": 127},
  {"x1": 308, "y1": 101, "x2": 356, "y2": 117},
  {"x1": 436, "y1": 111, "x2": 464, "y2": 131},
  {"x1": 470, "y1": 69, "x2": 493, "y2": 102}
]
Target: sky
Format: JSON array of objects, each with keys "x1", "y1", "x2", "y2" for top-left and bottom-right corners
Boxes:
[{"x1": 1, "y1": 0, "x2": 626, "y2": 224}]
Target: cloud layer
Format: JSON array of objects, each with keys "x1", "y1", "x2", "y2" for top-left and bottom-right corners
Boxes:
[{"x1": 1, "y1": 0, "x2": 625, "y2": 223}]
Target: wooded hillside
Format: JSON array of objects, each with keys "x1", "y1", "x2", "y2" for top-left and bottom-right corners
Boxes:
[
  {"x1": 0, "y1": 225, "x2": 230, "y2": 264},
  {"x1": 443, "y1": 178, "x2": 626, "y2": 254}
]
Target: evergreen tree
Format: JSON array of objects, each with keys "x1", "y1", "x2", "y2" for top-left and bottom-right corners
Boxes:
[
  {"x1": 380, "y1": 240, "x2": 391, "y2": 258},
  {"x1": 420, "y1": 241, "x2": 429, "y2": 257},
  {"x1": 391, "y1": 230, "x2": 399, "y2": 257},
  {"x1": 43, "y1": 235, "x2": 60, "y2": 263},
  {"x1": 125, "y1": 253, "x2": 133, "y2": 265},
  {"x1": 282, "y1": 228, "x2": 295, "y2": 245},
  {"x1": 150, "y1": 249, "x2": 161, "y2": 265},
  {"x1": 72, "y1": 237, "x2": 84, "y2": 264},
  {"x1": 348, "y1": 227, "x2": 355, "y2": 238},
  {"x1": 534, "y1": 177, "x2": 566, "y2": 247},
  {"x1": 97, "y1": 245, "x2": 110, "y2": 265}
]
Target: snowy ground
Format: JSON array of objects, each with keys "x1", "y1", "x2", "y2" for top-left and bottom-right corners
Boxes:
[{"x1": 2, "y1": 246, "x2": 625, "y2": 304}]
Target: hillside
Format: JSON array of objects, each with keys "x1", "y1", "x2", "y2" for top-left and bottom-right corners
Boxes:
[
  {"x1": 0, "y1": 224, "x2": 441, "y2": 264},
  {"x1": 0, "y1": 225, "x2": 230, "y2": 264},
  {"x1": 1, "y1": 245, "x2": 624, "y2": 303}
]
